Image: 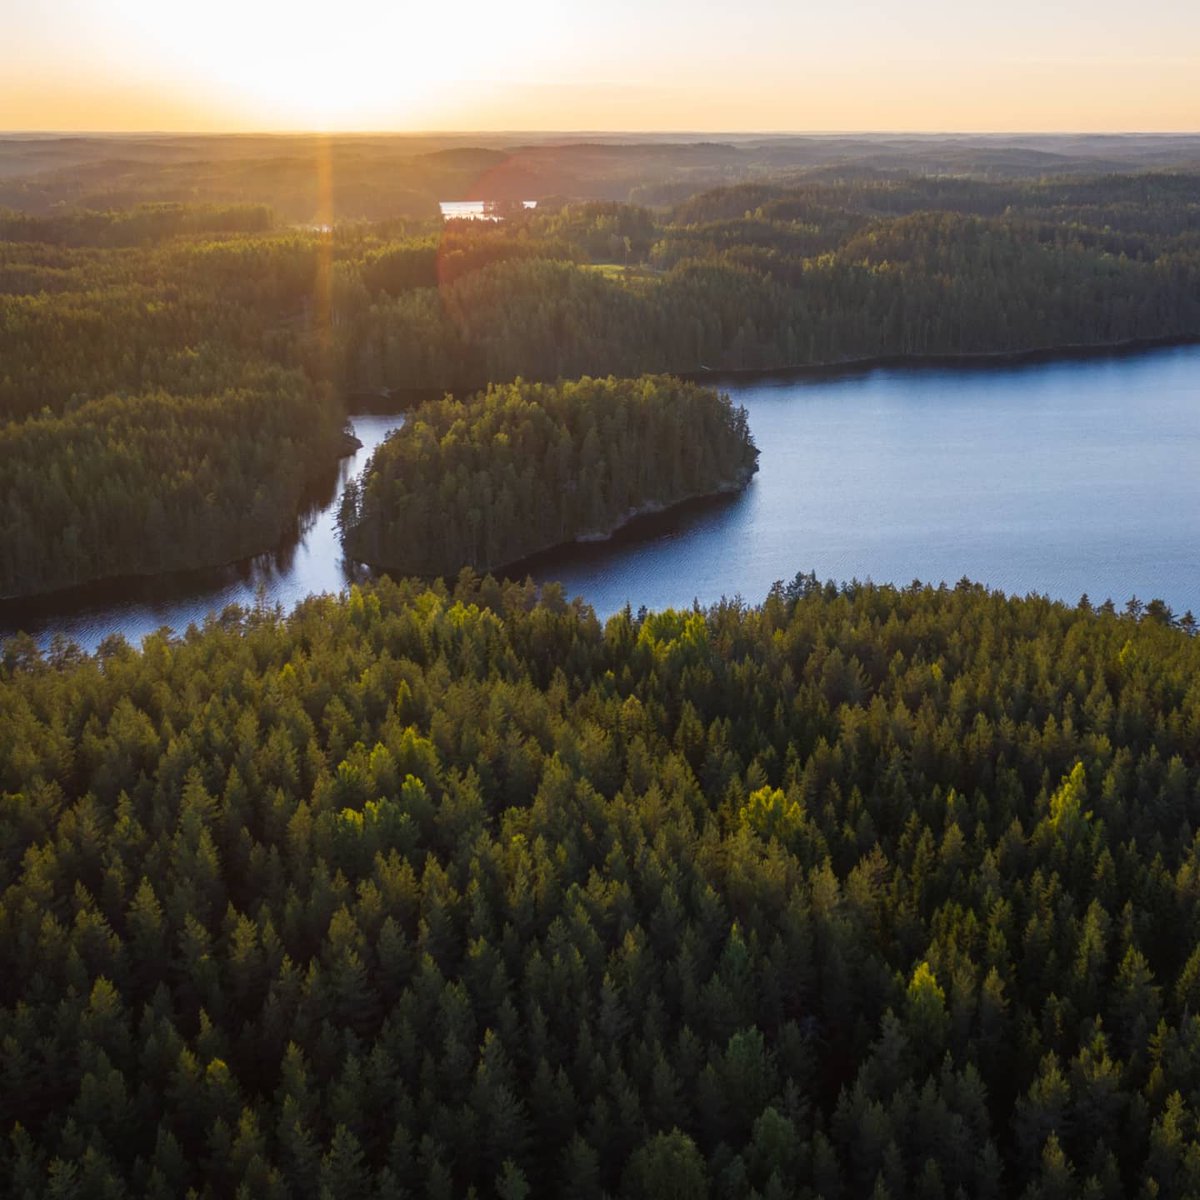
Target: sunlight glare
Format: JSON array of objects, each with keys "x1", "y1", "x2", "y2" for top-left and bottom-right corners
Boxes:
[{"x1": 105, "y1": 0, "x2": 566, "y2": 127}]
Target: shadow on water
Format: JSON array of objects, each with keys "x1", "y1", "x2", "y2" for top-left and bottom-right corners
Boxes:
[
  {"x1": 0, "y1": 413, "x2": 404, "y2": 650},
  {"x1": 6, "y1": 344, "x2": 1200, "y2": 651},
  {"x1": 501, "y1": 487, "x2": 750, "y2": 585},
  {"x1": 0, "y1": 462, "x2": 337, "y2": 634}
]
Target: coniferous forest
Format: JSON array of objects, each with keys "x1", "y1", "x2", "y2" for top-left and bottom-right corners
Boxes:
[
  {"x1": 3, "y1": 136, "x2": 1200, "y2": 1199},
  {"x1": 2, "y1": 576, "x2": 1200, "y2": 1197},
  {"x1": 2, "y1": 166, "x2": 1199, "y2": 596},
  {"x1": 0, "y1": 209, "x2": 348, "y2": 597},
  {"x1": 339, "y1": 376, "x2": 758, "y2": 576}
]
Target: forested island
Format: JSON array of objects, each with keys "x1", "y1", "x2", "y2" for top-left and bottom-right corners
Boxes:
[
  {"x1": 2, "y1": 575, "x2": 1200, "y2": 1197},
  {"x1": 3, "y1": 162, "x2": 1200, "y2": 596},
  {"x1": 339, "y1": 376, "x2": 758, "y2": 577}
]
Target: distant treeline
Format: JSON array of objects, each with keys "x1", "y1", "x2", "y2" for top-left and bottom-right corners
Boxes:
[
  {"x1": 4, "y1": 132, "x2": 1200, "y2": 220},
  {"x1": 339, "y1": 376, "x2": 758, "y2": 576},
  {"x1": 0, "y1": 203, "x2": 274, "y2": 248},
  {"x1": 338, "y1": 174, "x2": 1200, "y2": 388},
  {"x1": 2, "y1": 171, "x2": 1199, "y2": 596},
  {"x1": 2, "y1": 575, "x2": 1200, "y2": 1196}
]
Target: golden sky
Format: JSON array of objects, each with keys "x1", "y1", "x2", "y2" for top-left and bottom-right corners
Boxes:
[{"x1": 3, "y1": 0, "x2": 1198, "y2": 132}]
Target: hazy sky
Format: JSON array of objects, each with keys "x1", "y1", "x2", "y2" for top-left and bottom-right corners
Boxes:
[{"x1": 3, "y1": 0, "x2": 1198, "y2": 132}]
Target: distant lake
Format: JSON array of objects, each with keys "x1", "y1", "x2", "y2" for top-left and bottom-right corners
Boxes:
[
  {"x1": 3, "y1": 345, "x2": 1199, "y2": 652},
  {"x1": 440, "y1": 200, "x2": 538, "y2": 221}
]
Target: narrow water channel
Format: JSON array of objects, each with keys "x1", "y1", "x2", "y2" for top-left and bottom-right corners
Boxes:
[
  {"x1": 4, "y1": 345, "x2": 1199, "y2": 653},
  {"x1": 0, "y1": 414, "x2": 404, "y2": 651}
]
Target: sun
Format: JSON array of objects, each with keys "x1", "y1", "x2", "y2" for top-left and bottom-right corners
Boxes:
[{"x1": 106, "y1": 0, "x2": 565, "y2": 129}]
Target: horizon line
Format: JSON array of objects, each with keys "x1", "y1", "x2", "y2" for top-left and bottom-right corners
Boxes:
[{"x1": 3, "y1": 128, "x2": 1200, "y2": 138}]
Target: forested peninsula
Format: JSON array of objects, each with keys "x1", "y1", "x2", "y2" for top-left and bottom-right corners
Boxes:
[
  {"x1": 339, "y1": 376, "x2": 758, "y2": 577},
  {"x1": 2, "y1": 169, "x2": 1199, "y2": 596},
  {"x1": 0, "y1": 206, "x2": 349, "y2": 598},
  {"x1": 2, "y1": 575, "x2": 1200, "y2": 1197}
]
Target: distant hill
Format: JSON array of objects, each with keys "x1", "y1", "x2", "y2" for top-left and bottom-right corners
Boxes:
[{"x1": 2, "y1": 131, "x2": 1198, "y2": 219}]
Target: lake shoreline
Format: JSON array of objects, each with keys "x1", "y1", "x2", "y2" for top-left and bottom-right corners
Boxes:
[
  {"x1": 347, "y1": 335, "x2": 1200, "y2": 413},
  {"x1": 352, "y1": 465, "x2": 760, "y2": 584},
  {"x1": 7, "y1": 342, "x2": 1199, "y2": 652},
  {"x1": 0, "y1": 427, "x2": 365, "y2": 608},
  {"x1": 681, "y1": 333, "x2": 1200, "y2": 387},
  {"x1": 574, "y1": 465, "x2": 758, "y2": 546}
]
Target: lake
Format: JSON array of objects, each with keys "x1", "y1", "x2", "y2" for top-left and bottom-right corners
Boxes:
[
  {"x1": 440, "y1": 200, "x2": 538, "y2": 221},
  {"x1": 3, "y1": 345, "x2": 1198, "y2": 652},
  {"x1": 534, "y1": 345, "x2": 1200, "y2": 619}
]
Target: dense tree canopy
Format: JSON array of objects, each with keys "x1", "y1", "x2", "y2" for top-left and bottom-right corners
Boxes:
[
  {"x1": 3, "y1": 170, "x2": 1199, "y2": 597},
  {"x1": 0, "y1": 370, "x2": 345, "y2": 596},
  {"x1": 5, "y1": 141, "x2": 1200, "y2": 1199},
  {"x1": 340, "y1": 175, "x2": 1200, "y2": 389},
  {"x1": 2, "y1": 575, "x2": 1200, "y2": 1197},
  {"x1": 0, "y1": 212, "x2": 355, "y2": 597},
  {"x1": 339, "y1": 376, "x2": 758, "y2": 577}
]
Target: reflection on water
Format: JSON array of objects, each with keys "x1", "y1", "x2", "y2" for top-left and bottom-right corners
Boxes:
[
  {"x1": 4, "y1": 345, "x2": 1200, "y2": 654},
  {"x1": 533, "y1": 345, "x2": 1200, "y2": 621},
  {"x1": 0, "y1": 414, "x2": 404, "y2": 652},
  {"x1": 507, "y1": 490, "x2": 747, "y2": 590}
]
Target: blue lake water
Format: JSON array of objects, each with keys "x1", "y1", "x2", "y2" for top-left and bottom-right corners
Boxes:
[
  {"x1": 3, "y1": 345, "x2": 1198, "y2": 652},
  {"x1": 0, "y1": 414, "x2": 403, "y2": 652},
  {"x1": 536, "y1": 346, "x2": 1200, "y2": 619}
]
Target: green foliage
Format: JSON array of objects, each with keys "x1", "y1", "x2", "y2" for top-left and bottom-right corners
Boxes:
[
  {"x1": 340, "y1": 374, "x2": 758, "y2": 575},
  {"x1": 624, "y1": 1129, "x2": 708, "y2": 1199},
  {"x1": 5, "y1": 169, "x2": 1200, "y2": 597},
  {"x1": 739, "y1": 785, "x2": 805, "y2": 844},
  {"x1": 0, "y1": 371, "x2": 344, "y2": 595},
  {"x1": 1048, "y1": 763, "x2": 1092, "y2": 838},
  {"x1": 0, "y1": 218, "x2": 352, "y2": 595},
  {"x1": 343, "y1": 173, "x2": 1200, "y2": 390},
  {"x1": 2, "y1": 574, "x2": 1200, "y2": 1196}
]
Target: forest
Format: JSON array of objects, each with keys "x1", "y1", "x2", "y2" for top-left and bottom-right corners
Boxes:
[
  {"x1": 338, "y1": 173, "x2": 1200, "y2": 388},
  {"x1": 3, "y1": 168, "x2": 1199, "y2": 596},
  {"x1": 0, "y1": 373, "x2": 346, "y2": 596},
  {"x1": 2, "y1": 575, "x2": 1200, "y2": 1197},
  {"x1": 339, "y1": 376, "x2": 758, "y2": 577},
  {"x1": 0, "y1": 206, "x2": 351, "y2": 597}
]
